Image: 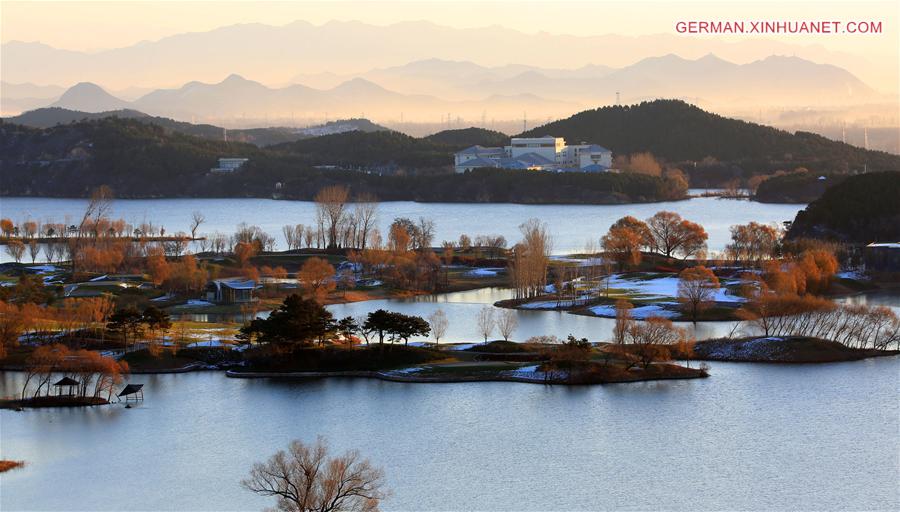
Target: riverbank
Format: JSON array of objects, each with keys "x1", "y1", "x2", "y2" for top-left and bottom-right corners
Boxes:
[
  {"x1": 0, "y1": 396, "x2": 109, "y2": 409},
  {"x1": 686, "y1": 336, "x2": 900, "y2": 363},
  {"x1": 225, "y1": 361, "x2": 708, "y2": 385}
]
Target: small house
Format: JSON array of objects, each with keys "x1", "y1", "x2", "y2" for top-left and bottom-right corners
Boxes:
[{"x1": 206, "y1": 279, "x2": 258, "y2": 304}]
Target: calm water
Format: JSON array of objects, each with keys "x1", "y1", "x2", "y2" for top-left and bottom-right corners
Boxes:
[
  {"x1": 0, "y1": 195, "x2": 804, "y2": 261},
  {"x1": 175, "y1": 287, "x2": 742, "y2": 343},
  {"x1": 2, "y1": 358, "x2": 898, "y2": 511}
]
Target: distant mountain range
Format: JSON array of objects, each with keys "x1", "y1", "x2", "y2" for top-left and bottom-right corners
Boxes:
[
  {"x1": 1, "y1": 20, "x2": 881, "y2": 91},
  {"x1": 308, "y1": 54, "x2": 879, "y2": 107},
  {"x1": 0, "y1": 52, "x2": 883, "y2": 129},
  {"x1": 1, "y1": 75, "x2": 572, "y2": 123}
]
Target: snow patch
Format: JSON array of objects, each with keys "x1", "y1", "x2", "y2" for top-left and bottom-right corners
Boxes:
[
  {"x1": 27, "y1": 265, "x2": 58, "y2": 274},
  {"x1": 389, "y1": 366, "x2": 425, "y2": 374},
  {"x1": 588, "y1": 303, "x2": 679, "y2": 319},
  {"x1": 466, "y1": 268, "x2": 502, "y2": 277},
  {"x1": 182, "y1": 299, "x2": 214, "y2": 307}
]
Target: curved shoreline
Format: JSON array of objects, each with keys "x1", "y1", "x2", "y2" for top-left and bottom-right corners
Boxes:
[{"x1": 223, "y1": 369, "x2": 708, "y2": 385}]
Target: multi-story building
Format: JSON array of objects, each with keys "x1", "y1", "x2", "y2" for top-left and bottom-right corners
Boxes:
[
  {"x1": 453, "y1": 136, "x2": 612, "y2": 173},
  {"x1": 507, "y1": 136, "x2": 566, "y2": 163}
]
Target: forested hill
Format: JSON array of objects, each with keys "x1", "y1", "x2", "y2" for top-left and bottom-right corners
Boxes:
[
  {"x1": 269, "y1": 130, "x2": 453, "y2": 170},
  {"x1": 787, "y1": 172, "x2": 900, "y2": 242},
  {"x1": 4, "y1": 108, "x2": 388, "y2": 147},
  {"x1": 521, "y1": 100, "x2": 900, "y2": 173},
  {"x1": 423, "y1": 127, "x2": 509, "y2": 148},
  {"x1": 0, "y1": 117, "x2": 685, "y2": 203},
  {"x1": 0, "y1": 118, "x2": 263, "y2": 197}
]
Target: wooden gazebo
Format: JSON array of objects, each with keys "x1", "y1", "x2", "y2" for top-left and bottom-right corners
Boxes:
[
  {"x1": 53, "y1": 377, "x2": 79, "y2": 397},
  {"x1": 117, "y1": 384, "x2": 144, "y2": 402}
]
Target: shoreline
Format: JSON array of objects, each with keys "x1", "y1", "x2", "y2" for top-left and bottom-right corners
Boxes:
[
  {"x1": 224, "y1": 368, "x2": 709, "y2": 385},
  {"x1": 0, "y1": 193, "x2": 692, "y2": 207}
]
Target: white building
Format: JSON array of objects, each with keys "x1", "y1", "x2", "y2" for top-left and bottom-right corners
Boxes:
[
  {"x1": 454, "y1": 136, "x2": 612, "y2": 173},
  {"x1": 210, "y1": 157, "x2": 249, "y2": 173},
  {"x1": 507, "y1": 136, "x2": 566, "y2": 163}
]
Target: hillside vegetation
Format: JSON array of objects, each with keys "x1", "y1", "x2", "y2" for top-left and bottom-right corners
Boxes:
[
  {"x1": 423, "y1": 127, "x2": 509, "y2": 148},
  {"x1": 0, "y1": 118, "x2": 684, "y2": 203},
  {"x1": 4, "y1": 100, "x2": 895, "y2": 203},
  {"x1": 522, "y1": 100, "x2": 900, "y2": 175},
  {"x1": 787, "y1": 172, "x2": 900, "y2": 242},
  {"x1": 4, "y1": 108, "x2": 388, "y2": 147}
]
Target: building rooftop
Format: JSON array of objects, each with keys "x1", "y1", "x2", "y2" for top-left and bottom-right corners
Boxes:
[
  {"x1": 211, "y1": 278, "x2": 257, "y2": 290},
  {"x1": 457, "y1": 145, "x2": 504, "y2": 155}
]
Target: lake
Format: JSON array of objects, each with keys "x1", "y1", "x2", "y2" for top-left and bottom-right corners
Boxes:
[
  {"x1": 0, "y1": 195, "x2": 805, "y2": 261},
  {"x1": 174, "y1": 287, "x2": 742, "y2": 343},
  {"x1": 1, "y1": 357, "x2": 897, "y2": 511}
]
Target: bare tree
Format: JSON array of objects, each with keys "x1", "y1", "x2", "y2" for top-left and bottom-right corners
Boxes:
[
  {"x1": 508, "y1": 219, "x2": 552, "y2": 299},
  {"x1": 496, "y1": 309, "x2": 518, "y2": 341},
  {"x1": 476, "y1": 306, "x2": 495, "y2": 342},
  {"x1": 27, "y1": 240, "x2": 41, "y2": 264},
  {"x1": 612, "y1": 300, "x2": 634, "y2": 345},
  {"x1": 282, "y1": 225, "x2": 297, "y2": 251},
  {"x1": 677, "y1": 266, "x2": 720, "y2": 323},
  {"x1": 189, "y1": 211, "x2": 206, "y2": 239},
  {"x1": 5, "y1": 240, "x2": 25, "y2": 263},
  {"x1": 428, "y1": 309, "x2": 449, "y2": 345},
  {"x1": 353, "y1": 193, "x2": 379, "y2": 250},
  {"x1": 242, "y1": 437, "x2": 388, "y2": 512},
  {"x1": 79, "y1": 185, "x2": 114, "y2": 236},
  {"x1": 315, "y1": 185, "x2": 350, "y2": 249}
]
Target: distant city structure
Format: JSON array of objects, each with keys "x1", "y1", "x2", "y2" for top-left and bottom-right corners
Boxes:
[
  {"x1": 210, "y1": 157, "x2": 249, "y2": 173},
  {"x1": 454, "y1": 136, "x2": 613, "y2": 173}
]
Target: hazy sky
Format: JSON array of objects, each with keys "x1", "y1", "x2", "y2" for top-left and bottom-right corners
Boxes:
[
  {"x1": 1, "y1": 0, "x2": 897, "y2": 95},
  {"x1": 2, "y1": 0, "x2": 897, "y2": 59}
]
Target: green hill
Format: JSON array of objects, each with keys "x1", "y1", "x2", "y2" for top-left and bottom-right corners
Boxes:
[
  {"x1": 270, "y1": 130, "x2": 453, "y2": 170},
  {"x1": 787, "y1": 172, "x2": 900, "y2": 242},
  {"x1": 423, "y1": 127, "x2": 508, "y2": 148},
  {"x1": 520, "y1": 100, "x2": 900, "y2": 174}
]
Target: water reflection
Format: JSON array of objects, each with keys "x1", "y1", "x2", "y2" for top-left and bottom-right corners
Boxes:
[
  {"x1": 173, "y1": 286, "x2": 900, "y2": 344},
  {"x1": 1, "y1": 359, "x2": 897, "y2": 511},
  {"x1": 1, "y1": 195, "x2": 805, "y2": 262}
]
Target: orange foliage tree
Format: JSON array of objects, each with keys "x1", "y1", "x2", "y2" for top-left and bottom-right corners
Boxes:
[{"x1": 298, "y1": 257, "x2": 337, "y2": 301}]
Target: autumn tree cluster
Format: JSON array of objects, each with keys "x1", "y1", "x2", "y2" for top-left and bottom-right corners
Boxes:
[
  {"x1": 347, "y1": 217, "x2": 443, "y2": 293},
  {"x1": 508, "y1": 219, "x2": 552, "y2": 299},
  {"x1": 610, "y1": 300, "x2": 692, "y2": 368},
  {"x1": 601, "y1": 211, "x2": 708, "y2": 269},
  {"x1": 730, "y1": 246, "x2": 900, "y2": 349},
  {"x1": 20, "y1": 344, "x2": 129, "y2": 401}
]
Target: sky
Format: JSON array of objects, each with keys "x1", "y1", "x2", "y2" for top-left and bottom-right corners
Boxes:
[
  {"x1": 0, "y1": 0, "x2": 897, "y2": 105},
  {"x1": 2, "y1": 0, "x2": 897, "y2": 59}
]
